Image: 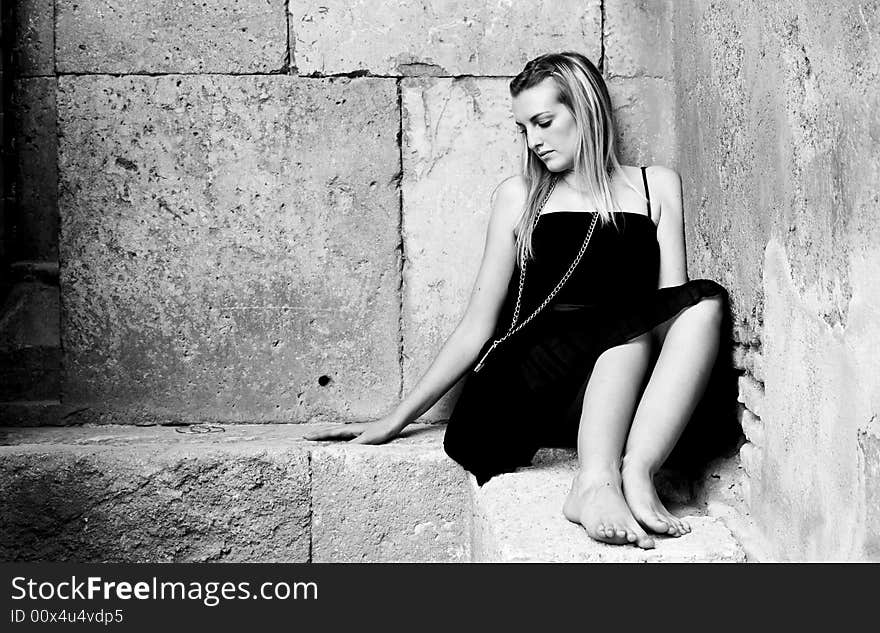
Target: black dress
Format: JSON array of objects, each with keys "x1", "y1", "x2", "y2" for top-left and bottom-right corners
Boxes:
[{"x1": 443, "y1": 167, "x2": 730, "y2": 486}]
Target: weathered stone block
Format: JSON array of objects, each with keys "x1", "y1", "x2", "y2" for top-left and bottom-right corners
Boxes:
[
  {"x1": 11, "y1": 77, "x2": 57, "y2": 261},
  {"x1": 473, "y1": 459, "x2": 746, "y2": 562},
  {"x1": 738, "y1": 441, "x2": 762, "y2": 479},
  {"x1": 605, "y1": 0, "x2": 674, "y2": 78},
  {"x1": 56, "y1": 0, "x2": 287, "y2": 73},
  {"x1": 737, "y1": 405, "x2": 764, "y2": 447},
  {"x1": 400, "y1": 77, "x2": 520, "y2": 421},
  {"x1": 0, "y1": 281, "x2": 60, "y2": 402},
  {"x1": 736, "y1": 374, "x2": 765, "y2": 420},
  {"x1": 861, "y1": 427, "x2": 880, "y2": 561},
  {"x1": 290, "y1": 0, "x2": 602, "y2": 76},
  {"x1": 759, "y1": 240, "x2": 880, "y2": 560},
  {"x1": 608, "y1": 77, "x2": 678, "y2": 167},
  {"x1": 311, "y1": 426, "x2": 470, "y2": 562},
  {"x1": 13, "y1": 0, "x2": 54, "y2": 76},
  {"x1": 57, "y1": 75, "x2": 400, "y2": 424},
  {"x1": 0, "y1": 425, "x2": 312, "y2": 562}
]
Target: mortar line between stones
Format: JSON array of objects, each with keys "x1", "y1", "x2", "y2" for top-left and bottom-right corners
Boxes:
[
  {"x1": 284, "y1": 0, "x2": 292, "y2": 74},
  {"x1": 396, "y1": 78, "x2": 405, "y2": 401},
  {"x1": 53, "y1": 0, "x2": 64, "y2": 409},
  {"x1": 54, "y1": 71, "x2": 64, "y2": 408},
  {"x1": 51, "y1": 71, "x2": 518, "y2": 80},
  {"x1": 599, "y1": 0, "x2": 606, "y2": 74},
  {"x1": 53, "y1": 0, "x2": 57, "y2": 77}
]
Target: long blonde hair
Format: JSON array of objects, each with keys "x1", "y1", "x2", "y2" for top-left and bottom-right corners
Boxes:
[{"x1": 505, "y1": 51, "x2": 645, "y2": 264}]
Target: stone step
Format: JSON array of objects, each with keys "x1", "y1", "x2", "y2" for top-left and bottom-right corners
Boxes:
[
  {"x1": 473, "y1": 452, "x2": 747, "y2": 563},
  {"x1": 0, "y1": 423, "x2": 469, "y2": 563},
  {"x1": 0, "y1": 423, "x2": 747, "y2": 563}
]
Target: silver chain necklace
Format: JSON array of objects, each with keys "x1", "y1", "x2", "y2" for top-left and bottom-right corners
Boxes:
[{"x1": 473, "y1": 177, "x2": 599, "y2": 373}]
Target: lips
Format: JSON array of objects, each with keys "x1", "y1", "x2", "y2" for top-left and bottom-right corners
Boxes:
[{"x1": 538, "y1": 150, "x2": 554, "y2": 158}]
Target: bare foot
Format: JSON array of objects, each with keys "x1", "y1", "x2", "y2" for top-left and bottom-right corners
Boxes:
[
  {"x1": 621, "y1": 460, "x2": 691, "y2": 537},
  {"x1": 563, "y1": 470, "x2": 655, "y2": 549}
]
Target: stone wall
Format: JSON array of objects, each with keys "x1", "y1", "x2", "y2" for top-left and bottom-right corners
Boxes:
[
  {"x1": 0, "y1": 0, "x2": 60, "y2": 418},
  {"x1": 2, "y1": 0, "x2": 679, "y2": 425},
  {"x1": 672, "y1": 0, "x2": 880, "y2": 561}
]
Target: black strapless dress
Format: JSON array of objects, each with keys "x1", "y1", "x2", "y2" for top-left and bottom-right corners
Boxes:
[{"x1": 442, "y1": 193, "x2": 733, "y2": 486}]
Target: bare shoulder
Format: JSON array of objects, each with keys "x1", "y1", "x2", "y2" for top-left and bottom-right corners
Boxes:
[
  {"x1": 643, "y1": 165, "x2": 682, "y2": 223},
  {"x1": 489, "y1": 174, "x2": 529, "y2": 227},
  {"x1": 491, "y1": 174, "x2": 528, "y2": 208}
]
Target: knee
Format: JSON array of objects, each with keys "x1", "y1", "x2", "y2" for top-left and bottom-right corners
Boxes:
[{"x1": 685, "y1": 295, "x2": 724, "y2": 329}]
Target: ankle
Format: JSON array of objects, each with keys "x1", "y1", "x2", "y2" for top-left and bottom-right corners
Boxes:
[
  {"x1": 573, "y1": 467, "x2": 621, "y2": 489},
  {"x1": 621, "y1": 454, "x2": 659, "y2": 478}
]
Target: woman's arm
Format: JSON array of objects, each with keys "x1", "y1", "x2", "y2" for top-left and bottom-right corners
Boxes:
[
  {"x1": 304, "y1": 175, "x2": 527, "y2": 443},
  {"x1": 652, "y1": 166, "x2": 688, "y2": 288},
  {"x1": 388, "y1": 176, "x2": 526, "y2": 425}
]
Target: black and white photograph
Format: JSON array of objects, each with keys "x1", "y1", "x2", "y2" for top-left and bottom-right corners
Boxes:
[{"x1": 0, "y1": 0, "x2": 877, "y2": 602}]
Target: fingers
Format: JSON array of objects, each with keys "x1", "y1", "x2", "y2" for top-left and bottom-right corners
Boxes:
[
  {"x1": 303, "y1": 425, "x2": 361, "y2": 441},
  {"x1": 349, "y1": 429, "x2": 391, "y2": 445}
]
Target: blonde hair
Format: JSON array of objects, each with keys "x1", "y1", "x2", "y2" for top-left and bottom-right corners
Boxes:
[{"x1": 504, "y1": 51, "x2": 645, "y2": 264}]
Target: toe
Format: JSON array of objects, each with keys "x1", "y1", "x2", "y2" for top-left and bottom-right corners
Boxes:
[{"x1": 627, "y1": 521, "x2": 654, "y2": 550}]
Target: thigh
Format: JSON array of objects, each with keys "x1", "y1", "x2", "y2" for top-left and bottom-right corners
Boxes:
[
  {"x1": 557, "y1": 331, "x2": 654, "y2": 442},
  {"x1": 583, "y1": 331, "x2": 654, "y2": 416}
]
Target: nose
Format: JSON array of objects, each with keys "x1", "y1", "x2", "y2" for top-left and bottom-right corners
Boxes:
[{"x1": 525, "y1": 127, "x2": 543, "y2": 152}]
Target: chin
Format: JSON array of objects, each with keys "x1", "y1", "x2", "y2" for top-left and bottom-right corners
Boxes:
[{"x1": 545, "y1": 160, "x2": 572, "y2": 173}]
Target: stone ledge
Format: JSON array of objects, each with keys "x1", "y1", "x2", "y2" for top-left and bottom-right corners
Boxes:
[
  {"x1": 0, "y1": 423, "x2": 747, "y2": 563},
  {"x1": 0, "y1": 425, "x2": 313, "y2": 562},
  {"x1": 473, "y1": 454, "x2": 747, "y2": 563},
  {"x1": 0, "y1": 423, "x2": 462, "y2": 563}
]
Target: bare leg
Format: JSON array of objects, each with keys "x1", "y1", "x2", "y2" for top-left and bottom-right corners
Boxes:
[
  {"x1": 562, "y1": 331, "x2": 655, "y2": 549},
  {"x1": 622, "y1": 296, "x2": 724, "y2": 536}
]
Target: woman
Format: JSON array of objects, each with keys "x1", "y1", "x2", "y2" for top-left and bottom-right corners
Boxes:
[{"x1": 306, "y1": 52, "x2": 728, "y2": 550}]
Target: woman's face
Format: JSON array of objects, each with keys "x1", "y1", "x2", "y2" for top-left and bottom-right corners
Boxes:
[{"x1": 511, "y1": 77, "x2": 578, "y2": 173}]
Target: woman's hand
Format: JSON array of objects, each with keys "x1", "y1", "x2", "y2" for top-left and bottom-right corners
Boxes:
[{"x1": 302, "y1": 414, "x2": 406, "y2": 445}]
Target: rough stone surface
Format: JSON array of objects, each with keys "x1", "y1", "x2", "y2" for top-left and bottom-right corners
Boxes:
[
  {"x1": 289, "y1": 0, "x2": 602, "y2": 76},
  {"x1": 861, "y1": 425, "x2": 880, "y2": 560},
  {"x1": 756, "y1": 241, "x2": 880, "y2": 560},
  {"x1": 738, "y1": 405, "x2": 764, "y2": 447},
  {"x1": 311, "y1": 425, "x2": 471, "y2": 562},
  {"x1": 0, "y1": 281, "x2": 59, "y2": 401},
  {"x1": 692, "y1": 454, "x2": 772, "y2": 562},
  {"x1": 673, "y1": 0, "x2": 880, "y2": 560},
  {"x1": 736, "y1": 374, "x2": 765, "y2": 419},
  {"x1": 13, "y1": 0, "x2": 54, "y2": 76},
  {"x1": 472, "y1": 459, "x2": 746, "y2": 562},
  {"x1": 605, "y1": 0, "x2": 674, "y2": 78},
  {"x1": 11, "y1": 77, "x2": 57, "y2": 262},
  {"x1": 607, "y1": 78, "x2": 678, "y2": 168},
  {"x1": 55, "y1": 0, "x2": 287, "y2": 74},
  {"x1": 400, "y1": 77, "x2": 520, "y2": 421},
  {"x1": 0, "y1": 425, "x2": 312, "y2": 562},
  {"x1": 0, "y1": 403, "x2": 63, "y2": 427},
  {"x1": 733, "y1": 343, "x2": 765, "y2": 383},
  {"x1": 672, "y1": 1, "x2": 772, "y2": 327},
  {"x1": 57, "y1": 75, "x2": 400, "y2": 424}
]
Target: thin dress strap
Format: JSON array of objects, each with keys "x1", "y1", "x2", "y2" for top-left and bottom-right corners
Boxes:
[{"x1": 641, "y1": 165, "x2": 651, "y2": 219}]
